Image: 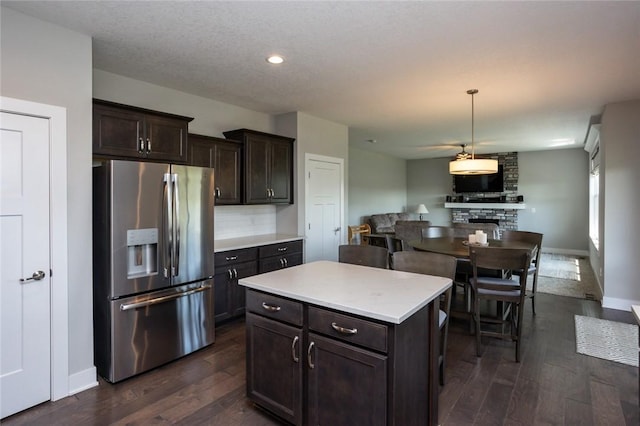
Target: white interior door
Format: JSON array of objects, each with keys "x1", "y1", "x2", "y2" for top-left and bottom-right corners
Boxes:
[
  {"x1": 1, "y1": 111, "x2": 51, "y2": 418},
  {"x1": 305, "y1": 156, "x2": 344, "y2": 262}
]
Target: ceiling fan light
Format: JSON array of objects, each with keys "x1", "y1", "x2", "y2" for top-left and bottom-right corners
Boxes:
[{"x1": 449, "y1": 158, "x2": 498, "y2": 175}]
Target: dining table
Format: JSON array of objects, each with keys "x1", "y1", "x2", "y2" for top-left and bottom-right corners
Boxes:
[
  {"x1": 407, "y1": 237, "x2": 536, "y2": 258},
  {"x1": 407, "y1": 236, "x2": 538, "y2": 324}
]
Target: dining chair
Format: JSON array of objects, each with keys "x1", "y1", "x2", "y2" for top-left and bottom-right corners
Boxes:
[
  {"x1": 421, "y1": 226, "x2": 455, "y2": 238},
  {"x1": 452, "y1": 222, "x2": 500, "y2": 239},
  {"x1": 394, "y1": 220, "x2": 431, "y2": 251},
  {"x1": 500, "y1": 230, "x2": 543, "y2": 315},
  {"x1": 468, "y1": 246, "x2": 532, "y2": 362},
  {"x1": 391, "y1": 251, "x2": 456, "y2": 385},
  {"x1": 384, "y1": 234, "x2": 403, "y2": 269},
  {"x1": 338, "y1": 244, "x2": 388, "y2": 269}
]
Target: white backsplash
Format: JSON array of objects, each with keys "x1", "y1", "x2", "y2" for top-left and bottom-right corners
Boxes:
[{"x1": 214, "y1": 205, "x2": 277, "y2": 240}]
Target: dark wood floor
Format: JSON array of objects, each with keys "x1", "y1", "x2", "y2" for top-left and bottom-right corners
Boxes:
[{"x1": 3, "y1": 293, "x2": 638, "y2": 425}]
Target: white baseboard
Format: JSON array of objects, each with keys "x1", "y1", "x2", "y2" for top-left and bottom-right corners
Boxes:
[
  {"x1": 602, "y1": 296, "x2": 640, "y2": 312},
  {"x1": 67, "y1": 366, "x2": 98, "y2": 397},
  {"x1": 541, "y1": 247, "x2": 590, "y2": 257}
]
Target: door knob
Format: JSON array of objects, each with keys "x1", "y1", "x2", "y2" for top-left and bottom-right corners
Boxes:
[
  {"x1": 334, "y1": 227, "x2": 341, "y2": 233},
  {"x1": 20, "y1": 270, "x2": 46, "y2": 282}
]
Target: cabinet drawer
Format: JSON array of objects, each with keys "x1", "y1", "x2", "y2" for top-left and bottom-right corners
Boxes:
[
  {"x1": 215, "y1": 247, "x2": 258, "y2": 266},
  {"x1": 308, "y1": 307, "x2": 388, "y2": 353},
  {"x1": 259, "y1": 240, "x2": 302, "y2": 258},
  {"x1": 246, "y1": 290, "x2": 303, "y2": 327}
]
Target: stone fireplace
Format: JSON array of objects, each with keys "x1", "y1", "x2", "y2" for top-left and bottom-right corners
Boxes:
[{"x1": 448, "y1": 152, "x2": 521, "y2": 233}]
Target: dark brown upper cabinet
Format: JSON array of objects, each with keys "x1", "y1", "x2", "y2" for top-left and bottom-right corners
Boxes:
[
  {"x1": 223, "y1": 129, "x2": 294, "y2": 205},
  {"x1": 187, "y1": 133, "x2": 243, "y2": 205},
  {"x1": 93, "y1": 99, "x2": 193, "y2": 163}
]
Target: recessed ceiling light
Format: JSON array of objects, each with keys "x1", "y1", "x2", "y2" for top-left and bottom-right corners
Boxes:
[{"x1": 266, "y1": 55, "x2": 284, "y2": 64}]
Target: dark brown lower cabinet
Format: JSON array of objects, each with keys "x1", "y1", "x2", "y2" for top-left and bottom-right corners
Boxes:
[
  {"x1": 307, "y1": 333, "x2": 387, "y2": 426},
  {"x1": 245, "y1": 289, "x2": 435, "y2": 425},
  {"x1": 246, "y1": 313, "x2": 303, "y2": 425}
]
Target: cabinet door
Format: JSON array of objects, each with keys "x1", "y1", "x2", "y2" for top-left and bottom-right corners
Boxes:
[
  {"x1": 214, "y1": 141, "x2": 242, "y2": 205},
  {"x1": 307, "y1": 333, "x2": 387, "y2": 426},
  {"x1": 229, "y1": 261, "x2": 257, "y2": 317},
  {"x1": 145, "y1": 115, "x2": 187, "y2": 163},
  {"x1": 246, "y1": 313, "x2": 303, "y2": 426},
  {"x1": 214, "y1": 260, "x2": 257, "y2": 324},
  {"x1": 186, "y1": 136, "x2": 214, "y2": 167},
  {"x1": 269, "y1": 139, "x2": 293, "y2": 204},
  {"x1": 213, "y1": 267, "x2": 232, "y2": 323},
  {"x1": 244, "y1": 134, "x2": 271, "y2": 204},
  {"x1": 93, "y1": 104, "x2": 145, "y2": 158}
]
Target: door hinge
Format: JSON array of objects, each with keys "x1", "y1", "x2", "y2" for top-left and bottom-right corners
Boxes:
[
  {"x1": 50, "y1": 269, "x2": 53, "y2": 277},
  {"x1": 308, "y1": 223, "x2": 311, "y2": 230},
  {"x1": 308, "y1": 171, "x2": 311, "y2": 179}
]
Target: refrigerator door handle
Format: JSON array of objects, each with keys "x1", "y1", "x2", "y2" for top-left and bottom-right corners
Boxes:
[
  {"x1": 172, "y1": 173, "x2": 180, "y2": 277},
  {"x1": 163, "y1": 173, "x2": 172, "y2": 278},
  {"x1": 119, "y1": 283, "x2": 212, "y2": 311}
]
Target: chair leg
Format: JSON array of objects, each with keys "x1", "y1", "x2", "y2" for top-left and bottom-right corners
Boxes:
[
  {"x1": 515, "y1": 302, "x2": 525, "y2": 362},
  {"x1": 474, "y1": 297, "x2": 482, "y2": 357},
  {"x1": 530, "y1": 271, "x2": 538, "y2": 315},
  {"x1": 439, "y1": 358, "x2": 445, "y2": 386}
]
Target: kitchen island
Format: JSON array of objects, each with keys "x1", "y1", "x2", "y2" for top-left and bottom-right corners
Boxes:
[{"x1": 239, "y1": 260, "x2": 451, "y2": 426}]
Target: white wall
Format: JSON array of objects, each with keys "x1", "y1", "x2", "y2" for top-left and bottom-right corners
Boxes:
[
  {"x1": 1, "y1": 7, "x2": 94, "y2": 390},
  {"x1": 518, "y1": 148, "x2": 589, "y2": 251},
  {"x1": 275, "y1": 112, "x2": 349, "y2": 236},
  {"x1": 348, "y1": 147, "x2": 407, "y2": 225},
  {"x1": 407, "y1": 157, "x2": 453, "y2": 226},
  {"x1": 600, "y1": 99, "x2": 640, "y2": 310}
]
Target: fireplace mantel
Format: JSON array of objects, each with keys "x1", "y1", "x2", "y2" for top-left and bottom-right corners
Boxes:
[{"x1": 444, "y1": 202, "x2": 527, "y2": 210}]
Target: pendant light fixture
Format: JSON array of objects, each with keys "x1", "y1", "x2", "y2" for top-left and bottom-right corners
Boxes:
[{"x1": 449, "y1": 89, "x2": 498, "y2": 175}]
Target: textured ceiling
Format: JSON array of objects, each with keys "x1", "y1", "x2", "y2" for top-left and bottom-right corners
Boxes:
[{"x1": 4, "y1": 1, "x2": 640, "y2": 159}]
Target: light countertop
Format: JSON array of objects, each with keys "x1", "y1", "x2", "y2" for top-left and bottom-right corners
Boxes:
[
  {"x1": 238, "y1": 260, "x2": 451, "y2": 324},
  {"x1": 214, "y1": 233, "x2": 303, "y2": 252}
]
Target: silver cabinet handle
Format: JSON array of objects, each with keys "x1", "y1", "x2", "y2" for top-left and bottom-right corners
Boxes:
[
  {"x1": 279, "y1": 258, "x2": 284, "y2": 268},
  {"x1": 331, "y1": 322, "x2": 358, "y2": 335},
  {"x1": 20, "y1": 270, "x2": 46, "y2": 282},
  {"x1": 233, "y1": 268, "x2": 238, "y2": 279},
  {"x1": 215, "y1": 187, "x2": 221, "y2": 198},
  {"x1": 307, "y1": 342, "x2": 315, "y2": 369},
  {"x1": 146, "y1": 137, "x2": 151, "y2": 153},
  {"x1": 283, "y1": 258, "x2": 288, "y2": 267},
  {"x1": 291, "y1": 336, "x2": 299, "y2": 363},
  {"x1": 261, "y1": 302, "x2": 281, "y2": 312},
  {"x1": 228, "y1": 269, "x2": 234, "y2": 280},
  {"x1": 138, "y1": 137, "x2": 145, "y2": 153},
  {"x1": 225, "y1": 255, "x2": 238, "y2": 261},
  {"x1": 277, "y1": 247, "x2": 288, "y2": 252},
  {"x1": 120, "y1": 284, "x2": 211, "y2": 311},
  {"x1": 266, "y1": 188, "x2": 271, "y2": 198}
]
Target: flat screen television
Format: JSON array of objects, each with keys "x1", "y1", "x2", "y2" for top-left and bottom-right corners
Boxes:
[{"x1": 454, "y1": 165, "x2": 504, "y2": 193}]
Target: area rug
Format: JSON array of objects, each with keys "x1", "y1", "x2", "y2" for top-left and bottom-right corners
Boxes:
[
  {"x1": 574, "y1": 315, "x2": 638, "y2": 367},
  {"x1": 534, "y1": 254, "x2": 600, "y2": 300}
]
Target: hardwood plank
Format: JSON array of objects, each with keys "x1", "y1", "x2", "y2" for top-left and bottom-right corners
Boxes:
[{"x1": 589, "y1": 379, "x2": 627, "y2": 425}]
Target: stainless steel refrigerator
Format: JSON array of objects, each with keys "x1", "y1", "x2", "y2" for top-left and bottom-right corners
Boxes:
[{"x1": 93, "y1": 160, "x2": 215, "y2": 383}]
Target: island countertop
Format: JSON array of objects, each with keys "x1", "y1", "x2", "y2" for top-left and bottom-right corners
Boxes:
[{"x1": 238, "y1": 260, "x2": 451, "y2": 324}]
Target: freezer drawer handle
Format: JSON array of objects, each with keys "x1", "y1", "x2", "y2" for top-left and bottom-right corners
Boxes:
[
  {"x1": 261, "y1": 302, "x2": 281, "y2": 312},
  {"x1": 119, "y1": 284, "x2": 212, "y2": 311}
]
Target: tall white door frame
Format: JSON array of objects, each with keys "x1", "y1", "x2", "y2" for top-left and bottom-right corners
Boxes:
[
  {"x1": 304, "y1": 153, "x2": 345, "y2": 262},
  {"x1": 0, "y1": 96, "x2": 69, "y2": 402}
]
